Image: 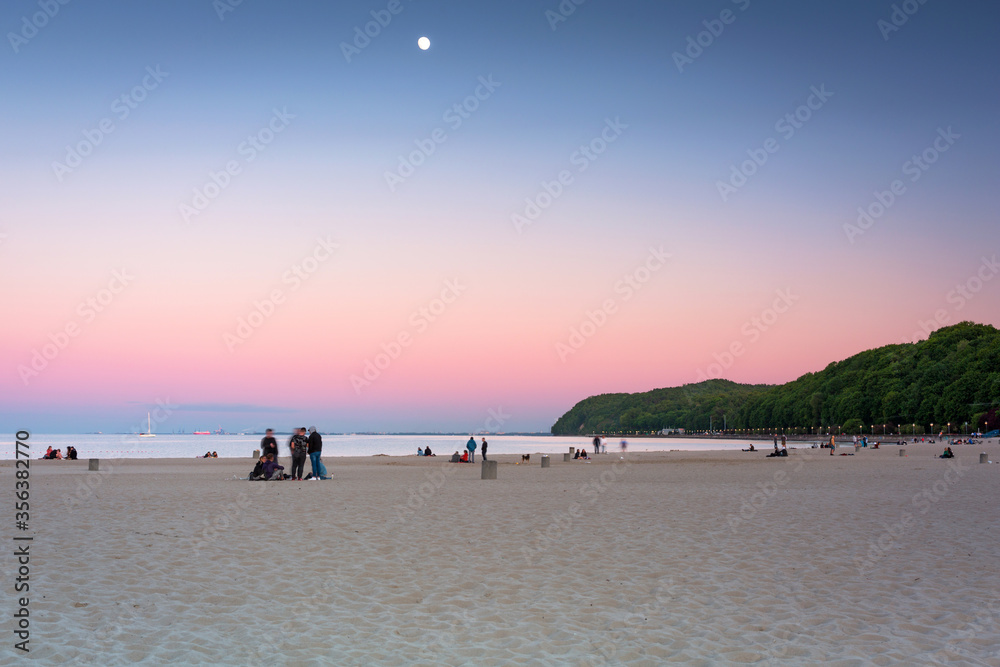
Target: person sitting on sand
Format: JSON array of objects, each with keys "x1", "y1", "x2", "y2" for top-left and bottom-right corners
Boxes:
[
  {"x1": 262, "y1": 453, "x2": 285, "y2": 480},
  {"x1": 450, "y1": 451, "x2": 461, "y2": 463},
  {"x1": 66, "y1": 446, "x2": 78, "y2": 460},
  {"x1": 52, "y1": 449, "x2": 63, "y2": 459},
  {"x1": 249, "y1": 455, "x2": 268, "y2": 480},
  {"x1": 424, "y1": 446, "x2": 434, "y2": 457},
  {"x1": 460, "y1": 450, "x2": 469, "y2": 463},
  {"x1": 42, "y1": 446, "x2": 53, "y2": 459},
  {"x1": 742, "y1": 444, "x2": 756, "y2": 452},
  {"x1": 417, "y1": 447, "x2": 424, "y2": 456},
  {"x1": 940, "y1": 447, "x2": 955, "y2": 459},
  {"x1": 212, "y1": 451, "x2": 218, "y2": 458}
]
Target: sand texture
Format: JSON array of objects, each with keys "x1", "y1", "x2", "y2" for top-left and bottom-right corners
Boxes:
[{"x1": 4, "y1": 440, "x2": 999, "y2": 665}]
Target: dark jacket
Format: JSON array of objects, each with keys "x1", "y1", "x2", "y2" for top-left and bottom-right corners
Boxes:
[{"x1": 308, "y1": 431, "x2": 322, "y2": 454}]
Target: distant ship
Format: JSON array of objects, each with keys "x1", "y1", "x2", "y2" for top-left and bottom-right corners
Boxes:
[
  {"x1": 139, "y1": 412, "x2": 156, "y2": 438},
  {"x1": 193, "y1": 431, "x2": 211, "y2": 435}
]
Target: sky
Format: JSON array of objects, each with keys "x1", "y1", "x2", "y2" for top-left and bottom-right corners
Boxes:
[{"x1": 2, "y1": 0, "x2": 998, "y2": 434}]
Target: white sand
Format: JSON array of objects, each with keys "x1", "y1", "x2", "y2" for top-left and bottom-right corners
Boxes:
[{"x1": 6, "y1": 439, "x2": 1000, "y2": 665}]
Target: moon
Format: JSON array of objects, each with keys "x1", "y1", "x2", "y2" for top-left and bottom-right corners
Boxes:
[{"x1": 417, "y1": 36, "x2": 430, "y2": 50}]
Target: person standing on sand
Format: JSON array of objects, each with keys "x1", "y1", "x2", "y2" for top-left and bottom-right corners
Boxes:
[
  {"x1": 481, "y1": 438, "x2": 488, "y2": 460},
  {"x1": 466, "y1": 436, "x2": 476, "y2": 463},
  {"x1": 307, "y1": 426, "x2": 323, "y2": 479},
  {"x1": 261, "y1": 429, "x2": 278, "y2": 465},
  {"x1": 289, "y1": 427, "x2": 309, "y2": 480},
  {"x1": 593, "y1": 436, "x2": 601, "y2": 456}
]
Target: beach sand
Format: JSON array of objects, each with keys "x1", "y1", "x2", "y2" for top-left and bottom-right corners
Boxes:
[{"x1": 6, "y1": 439, "x2": 999, "y2": 665}]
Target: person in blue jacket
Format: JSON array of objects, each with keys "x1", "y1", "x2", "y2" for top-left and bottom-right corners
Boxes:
[{"x1": 466, "y1": 436, "x2": 476, "y2": 463}]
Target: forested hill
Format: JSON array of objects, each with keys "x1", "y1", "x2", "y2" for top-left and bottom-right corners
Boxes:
[{"x1": 551, "y1": 322, "x2": 1000, "y2": 435}]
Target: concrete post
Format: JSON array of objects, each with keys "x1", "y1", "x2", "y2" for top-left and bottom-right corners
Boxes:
[
  {"x1": 569, "y1": 447, "x2": 575, "y2": 455},
  {"x1": 481, "y1": 459, "x2": 497, "y2": 480},
  {"x1": 563, "y1": 453, "x2": 571, "y2": 462},
  {"x1": 541, "y1": 455, "x2": 550, "y2": 468},
  {"x1": 88, "y1": 459, "x2": 100, "y2": 471},
  {"x1": 253, "y1": 449, "x2": 260, "y2": 459},
  {"x1": 981, "y1": 452, "x2": 989, "y2": 464},
  {"x1": 898, "y1": 448, "x2": 906, "y2": 457}
]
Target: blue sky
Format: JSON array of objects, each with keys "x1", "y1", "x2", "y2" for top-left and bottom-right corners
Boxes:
[{"x1": 2, "y1": 1, "x2": 999, "y2": 433}]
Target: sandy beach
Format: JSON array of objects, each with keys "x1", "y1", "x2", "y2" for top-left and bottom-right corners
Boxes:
[{"x1": 6, "y1": 439, "x2": 1000, "y2": 665}]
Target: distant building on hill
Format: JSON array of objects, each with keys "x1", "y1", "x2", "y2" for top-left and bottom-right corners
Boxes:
[{"x1": 660, "y1": 428, "x2": 685, "y2": 435}]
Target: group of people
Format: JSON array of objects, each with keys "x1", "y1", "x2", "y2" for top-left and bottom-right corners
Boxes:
[
  {"x1": 201, "y1": 451, "x2": 219, "y2": 458},
  {"x1": 41, "y1": 446, "x2": 77, "y2": 460},
  {"x1": 250, "y1": 427, "x2": 329, "y2": 481},
  {"x1": 939, "y1": 447, "x2": 955, "y2": 459},
  {"x1": 442, "y1": 437, "x2": 487, "y2": 463}
]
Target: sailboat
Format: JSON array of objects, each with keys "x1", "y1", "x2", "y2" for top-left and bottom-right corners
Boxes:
[{"x1": 139, "y1": 412, "x2": 156, "y2": 437}]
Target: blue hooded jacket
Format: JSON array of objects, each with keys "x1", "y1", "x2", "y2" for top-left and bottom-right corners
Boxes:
[{"x1": 466, "y1": 437, "x2": 476, "y2": 452}]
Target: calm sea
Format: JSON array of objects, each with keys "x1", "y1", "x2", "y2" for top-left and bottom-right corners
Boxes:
[{"x1": 2, "y1": 434, "x2": 766, "y2": 460}]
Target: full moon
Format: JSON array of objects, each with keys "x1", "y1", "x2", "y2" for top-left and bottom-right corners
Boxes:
[{"x1": 417, "y1": 36, "x2": 430, "y2": 50}]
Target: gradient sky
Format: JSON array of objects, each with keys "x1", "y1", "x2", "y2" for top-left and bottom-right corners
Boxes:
[{"x1": 2, "y1": 0, "x2": 998, "y2": 433}]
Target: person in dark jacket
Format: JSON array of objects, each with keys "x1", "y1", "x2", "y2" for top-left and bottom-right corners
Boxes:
[
  {"x1": 262, "y1": 453, "x2": 284, "y2": 480},
  {"x1": 260, "y1": 429, "x2": 278, "y2": 465},
  {"x1": 289, "y1": 427, "x2": 309, "y2": 480},
  {"x1": 307, "y1": 426, "x2": 324, "y2": 479},
  {"x1": 481, "y1": 438, "x2": 488, "y2": 461}
]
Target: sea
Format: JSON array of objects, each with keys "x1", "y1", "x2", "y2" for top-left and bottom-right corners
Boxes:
[{"x1": 2, "y1": 433, "x2": 777, "y2": 460}]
